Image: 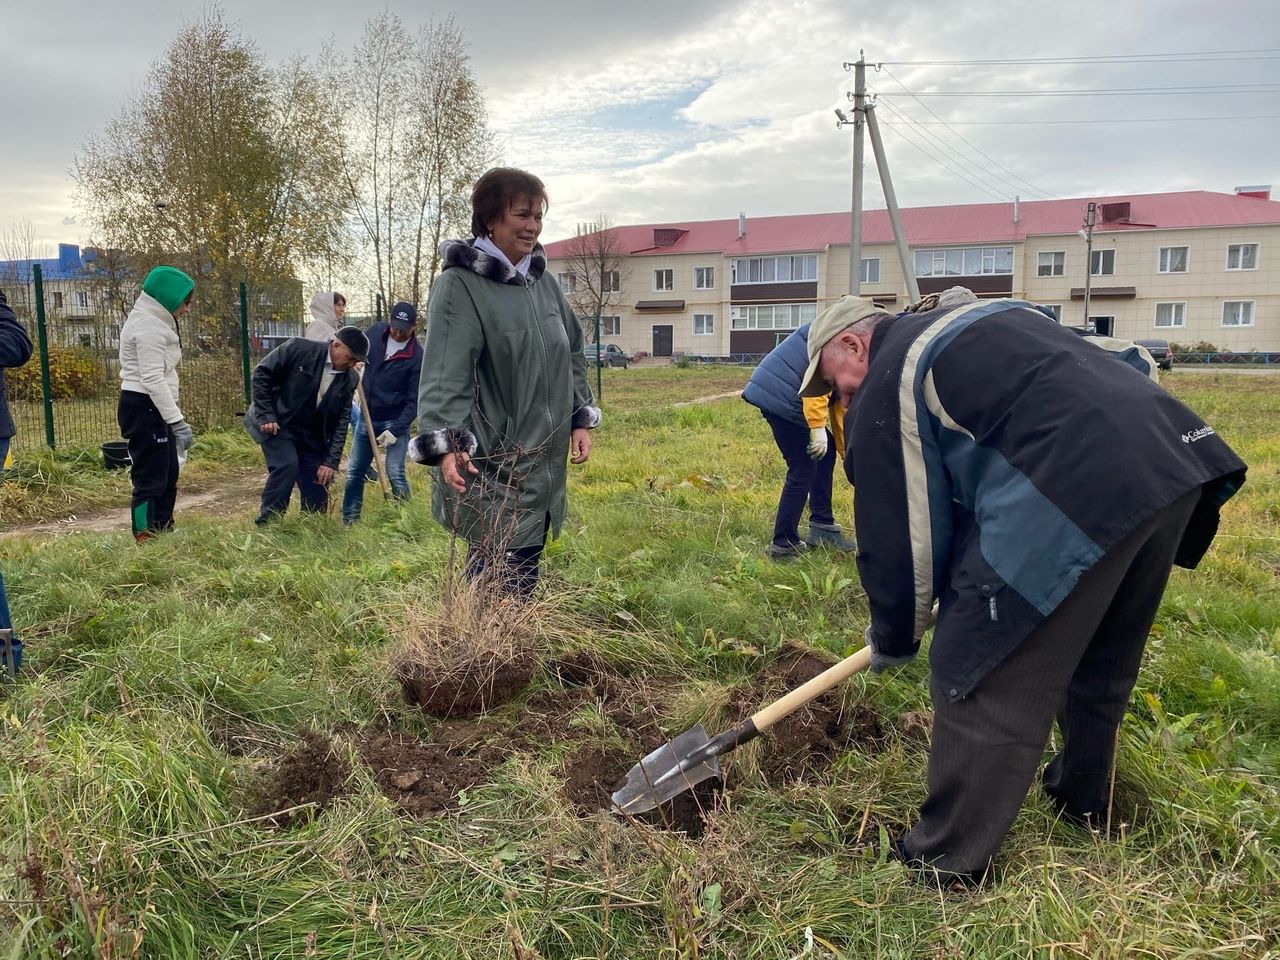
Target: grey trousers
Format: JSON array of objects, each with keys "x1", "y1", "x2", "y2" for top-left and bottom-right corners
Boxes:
[{"x1": 900, "y1": 487, "x2": 1202, "y2": 881}]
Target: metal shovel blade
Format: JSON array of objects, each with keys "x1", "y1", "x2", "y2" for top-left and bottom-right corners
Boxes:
[{"x1": 611, "y1": 723, "x2": 722, "y2": 815}]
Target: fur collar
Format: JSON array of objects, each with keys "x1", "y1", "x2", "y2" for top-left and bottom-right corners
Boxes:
[{"x1": 439, "y1": 238, "x2": 547, "y2": 286}]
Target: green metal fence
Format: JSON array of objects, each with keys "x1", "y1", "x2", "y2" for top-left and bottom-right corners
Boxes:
[{"x1": 1, "y1": 264, "x2": 348, "y2": 456}]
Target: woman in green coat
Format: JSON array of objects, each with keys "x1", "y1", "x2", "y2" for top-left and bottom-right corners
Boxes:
[{"x1": 409, "y1": 167, "x2": 600, "y2": 597}]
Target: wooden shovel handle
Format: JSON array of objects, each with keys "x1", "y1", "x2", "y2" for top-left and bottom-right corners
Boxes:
[
  {"x1": 749, "y1": 603, "x2": 937, "y2": 735},
  {"x1": 356, "y1": 374, "x2": 392, "y2": 501},
  {"x1": 749, "y1": 646, "x2": 872, "y2": 733}
]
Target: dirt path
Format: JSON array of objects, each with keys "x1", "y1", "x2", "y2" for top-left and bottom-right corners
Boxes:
[
  {"x1": 2, "y1": 473, "x2": 265, "y2": 538},
  {"x1": 672, "y1": 389, "x2": 743, "y2": 407}
]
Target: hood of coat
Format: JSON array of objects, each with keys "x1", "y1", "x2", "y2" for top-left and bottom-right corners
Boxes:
[
  {"x1": 438, "y1": 238, "x2": 547, "y2": 286},
  {"x1": 309, "y1": 291, "x2": 340, "y2": 328}
]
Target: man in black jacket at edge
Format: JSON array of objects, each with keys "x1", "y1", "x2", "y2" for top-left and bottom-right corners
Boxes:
[
  {"x1": 798, "y1": 295, "x2": 1247, "y2": 887},
  {"x1": 245, "y1": 326, "x2": 368, "y2": 523},
  {"x1": 0, "y1": 288, "x2": 34, "y2": 475}
]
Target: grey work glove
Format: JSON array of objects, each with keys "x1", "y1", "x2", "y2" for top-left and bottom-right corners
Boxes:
[
  {"x1": 806, "y1": 427, "x2": 828, "y2": 460},
  {"x1": 866, "y1": 625, "x2": 916, "y2": 674},
  {"x1": 375, "y1": 430, "x2": 397, "y2": 449},
  {"x1": 171, "y1": 419, "x2": 194, "y2": 453}
]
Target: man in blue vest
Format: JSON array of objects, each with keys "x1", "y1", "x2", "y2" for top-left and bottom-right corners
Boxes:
[{"x1": 342, "y1": 301, "x2": 422, "y2": 523}]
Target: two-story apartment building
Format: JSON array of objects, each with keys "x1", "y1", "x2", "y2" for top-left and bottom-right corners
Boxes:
[{"x1": 542, "y1": 187, "x2": 1280, "y2": 357}]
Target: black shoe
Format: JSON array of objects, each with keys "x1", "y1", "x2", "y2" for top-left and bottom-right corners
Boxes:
[{"x1": 768, "y1": 541, "x2": 809, "y2": 560}]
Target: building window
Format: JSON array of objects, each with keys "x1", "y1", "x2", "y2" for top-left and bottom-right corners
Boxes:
[
  {"x1": 604, "y1": 270, "x2": 621, "y2": 293},
  {"x1": 1090, "y1": 249, "x2": 1115, "y2": 276},
  {"x1": 1226, "y1": 243, "x2": 1259, "y2": 271},
  {"x1": 693, "y1": 313, "x2": 715, "y2": 336},
  {"x1": 1222, "y1": 301, "x2": 1254, "y2": 327},
  {"x1": 860, "y1": 258, "x2": 880, "y2": 284},
  {"x1": 75, "y1": 290, "x2": 90, "y2": 309},
  {"x1": 1041, "y1": 304, "x2": 1062, "y2": 321},
  {"x1": 1157, "y1": 246, "x2": 1189, "y2": 273},
  {"x1": 693, "y1": 266, "x2": 715, "y2": 290},
  {"x1": 729, "y1": 302, "x2": 817, "y2": 331},
  {"x1": 654, "y1": 268, "x2": 674, "y2": 292},
  {"x1": 601, "y1": 316, "x2": 621, "y2": 336},
  {"x1": 52, "y1": 291, "x2": 64, "y2": 309},
  {"x1": 1154, "y1": 302, "x2": 1186, "y2": 328},
  {"x1": 556, "y1": 271, "x2": 577, "y2": 293},
  {"x1": 913, "y1": 246, "x2": 1014, "y2": 277},
  {"x1": 1037, "y1": 251, "x2": 1065, "y2": 277},
  {"x1": 730, "y1": 254, "x2": 818, "y2": 284}
]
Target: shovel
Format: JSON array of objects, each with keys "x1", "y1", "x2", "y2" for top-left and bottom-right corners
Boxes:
[{"x1": 612, "y1": 644, "x2": 875, "y2": 815}]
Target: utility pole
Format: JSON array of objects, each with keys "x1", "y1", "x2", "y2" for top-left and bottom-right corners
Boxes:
[
  {"x1": 840, "y1": 54, "x2": 867, "y2": 296},
  {"x1": 839, "y1": 53, "x2": 920, "y2": 303},
  {"x1": 1079, "y1": 201, "x2": 1097, "y2": 330}
]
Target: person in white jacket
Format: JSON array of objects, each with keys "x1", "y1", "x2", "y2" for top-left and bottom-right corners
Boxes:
[
  {"x1": 303, "y1": 290, "x2": 346, "y2": 342},
  {"x1": 117, "y1": 266, "x2": 195, "y2": 541}
]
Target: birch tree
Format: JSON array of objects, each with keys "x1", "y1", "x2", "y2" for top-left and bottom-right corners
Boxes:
[{"x1": 561, "y1": 218, "x2": 630, "y2": 342}]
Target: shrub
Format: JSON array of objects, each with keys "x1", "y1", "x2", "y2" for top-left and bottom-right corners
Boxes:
[{"x1": 6, "y1": 347, "x2": 106, "y2": 400}]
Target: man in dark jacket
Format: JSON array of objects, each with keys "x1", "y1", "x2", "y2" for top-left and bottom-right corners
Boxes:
[
  {"x1": 0, "y1": 289, "x2": 34, "y2": 474},
  {"x1": 342, "y1": 300, "x2": 422, "y2": 523},
  {"x1": 245, "y1": 326, "x2": 368, "y2": 523},
  {"x1": 801, "y1": 296, "x2": 1246, "y2": 885}
]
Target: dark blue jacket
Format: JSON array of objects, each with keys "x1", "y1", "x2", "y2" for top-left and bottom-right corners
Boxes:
[
  {"x1": 0, "y1": 290, "x2": 34, "y2": 440},
  {"x1": 847, "y1": 299, "x2": 1246, "y2": 702},
  {"x1": 741, "y1": 325, "x2": 810, "y2": 427},
  {"x1": 361, "y1": 321, "x2": 422, "y2": 438}
]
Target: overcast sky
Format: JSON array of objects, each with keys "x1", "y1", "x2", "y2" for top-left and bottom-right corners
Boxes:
[{"x1": 4, "y1": 0, "x2": 1279, "y2": 255}]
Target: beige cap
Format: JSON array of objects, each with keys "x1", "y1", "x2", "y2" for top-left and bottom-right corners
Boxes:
[{"x1": 798, "y1": 296, "x2": 885, "y2": 397}]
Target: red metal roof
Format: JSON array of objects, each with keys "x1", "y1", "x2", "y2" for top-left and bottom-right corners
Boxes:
[{"x1": 542, "y1": 191, "x2": 1280, "y2": 259}]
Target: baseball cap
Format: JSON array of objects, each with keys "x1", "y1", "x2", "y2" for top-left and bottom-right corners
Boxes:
[
  {"x1": 334, "y1": 325, "x2": 370, "y2": 363},
  {"x1": 389, "y1": 301, "x2": 418, "y2": 330},
  {"x1": 798, "y1": 296, "x2": 885, "y2": 397}
]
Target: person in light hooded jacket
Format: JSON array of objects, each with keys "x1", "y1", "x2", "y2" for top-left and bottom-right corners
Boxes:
[
  {"x1": 117, "y1": 266, "x2": 195, "y2": 541},
  {"x1": 304, "y1": 291, "x2": 346, "y2": 342}
]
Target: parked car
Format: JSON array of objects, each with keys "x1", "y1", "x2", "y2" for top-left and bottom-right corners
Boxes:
[
  {"x1": 1135, "y1": 338, "x2": 1174, "y2": 371},
  {"x1": 584, "y1": 343, "x2": 631, "y2": 369}
]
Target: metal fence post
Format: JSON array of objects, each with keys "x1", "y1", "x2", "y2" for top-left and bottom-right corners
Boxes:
[
  {"x1": 31, "y1": 264, "x2": 55, "y2": 449},
  {"x1": 239, "y1": 282, "x2": 251, "y2": 407},
  {"x1": 594, "y1": 313, "x2": 602, "y2": 401}
]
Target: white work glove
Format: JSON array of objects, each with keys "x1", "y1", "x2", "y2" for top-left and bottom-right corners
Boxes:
[
  {"x1": 806, "y1": 427, "x2": 828, "y2": 460},
  {"x1": 171, "y1": 419, "x2": 194, "y2": 453},
  {"x1": 375, "y1": 430, "x2": 397, "y2": 449}
]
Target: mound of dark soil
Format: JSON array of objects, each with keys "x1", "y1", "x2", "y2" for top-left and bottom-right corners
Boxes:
[
  {"x1": 399, "y1": 650, "x2": 537, "y2": 718},
  {"x1": 561, "y1": 742, "x2": 721, "y2": 838},
  {"x1": 896, "y1": 710, "x2": 933, "y2": 743},
  {"x1": 357, "y1": 730, "x2": 496, "y2": 817},
  {"x1": 252, "y1": 730, "x2": 349, "y2": 827},
  {"x1": 547, "y1": 649, "x2": 619, "y2": 694},
  {"x1": 734, "y1": 645, "x2": 887, "y2": 786}
]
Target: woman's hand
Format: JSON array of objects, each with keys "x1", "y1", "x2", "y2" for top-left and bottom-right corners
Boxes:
[
  {"x1": 570, "y1": 428, "x2": 592, "y2": 464},
  {"x1": 441, "y1": 451, "x2": 479, "y2": 492}
]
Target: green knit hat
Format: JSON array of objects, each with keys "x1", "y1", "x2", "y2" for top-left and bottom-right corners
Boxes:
[{"x1": 141, "y1": 266, "x2": 195, "y2": 315}]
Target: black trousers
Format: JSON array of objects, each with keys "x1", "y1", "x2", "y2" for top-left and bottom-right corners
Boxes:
[
  {"x1": 900, "y1": 487, "x2": 1202, "y2": 881},
  {"x1": 465, "y1": 513, "x2": 551, "y2": 600},
  {"x1": 117, "y1": 391, "x2": 179, "y2": 539},
  {"x1": 256, "y1": 426, "x2": 330, "y2": 522},
  {"x1": 762, "y1": 411, "x2": 836, "y2": 548}
]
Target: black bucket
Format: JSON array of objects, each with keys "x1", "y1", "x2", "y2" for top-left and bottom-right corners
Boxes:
[{"x1": 101, "y1": 440, "x2": 131, "y2": 471}]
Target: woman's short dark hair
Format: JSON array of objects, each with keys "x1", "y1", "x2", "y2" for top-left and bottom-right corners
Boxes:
[
  {"x1": 333, "y1": 292, "x2": 346, "y2": 307},
  {"x1": 470, "y1": 167, "x2": 548, "y2": 238},
  {"x1": 182, "y1": 291, "x2": 194, "y2": 307}
]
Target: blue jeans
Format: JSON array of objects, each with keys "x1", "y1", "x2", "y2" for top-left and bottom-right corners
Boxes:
[
  {"x1": 762, "y1": 411, "x2": 836, "y2": 549},
  {"x1": 342, "y1": 415, "x2": 409, "y2": 522}
]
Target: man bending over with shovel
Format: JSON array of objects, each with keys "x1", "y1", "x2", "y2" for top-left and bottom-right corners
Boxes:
[{"x1": 800, "y1": 295, "x2": 1246, "y2": 886}]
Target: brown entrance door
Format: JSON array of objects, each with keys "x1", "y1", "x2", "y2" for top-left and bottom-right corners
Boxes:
[{"x1": 652, "y1": 325, "x2": 673, "y2": 357}]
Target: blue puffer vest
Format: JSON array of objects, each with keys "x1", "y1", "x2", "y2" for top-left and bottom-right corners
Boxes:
[{"x1": 741, "y1": 324, "x2": 811, "y2": 428}]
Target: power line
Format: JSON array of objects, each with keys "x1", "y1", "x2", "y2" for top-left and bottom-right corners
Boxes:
[
  {"x1": 876, "y1": 49, "x2": 1280, "y2": 66},
  {"x1": 865, "y1": 98, "x2": 1010, "y2": 203},
  {"x1": 879, "y1": 84, "x2": 1280, "y2": 97},
  {"x1": 874, "y1": 67, "x2": 1060, "y2": 200},
  {"x1": 878, "y1": 115, "x2": 1280, "y2": 125}
]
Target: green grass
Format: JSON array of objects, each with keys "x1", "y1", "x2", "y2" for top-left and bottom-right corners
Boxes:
[{"x1": 1, "y1": 367, "x2": 1277, "y2": 959}]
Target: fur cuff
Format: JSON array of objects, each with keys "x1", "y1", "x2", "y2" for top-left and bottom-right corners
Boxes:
[
  {"x1": 571, "y1": 405, "x2": 603, "y2": 430},
  {"x1": 408, "y1": 427, "x2": 478, "y2": 465}
]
